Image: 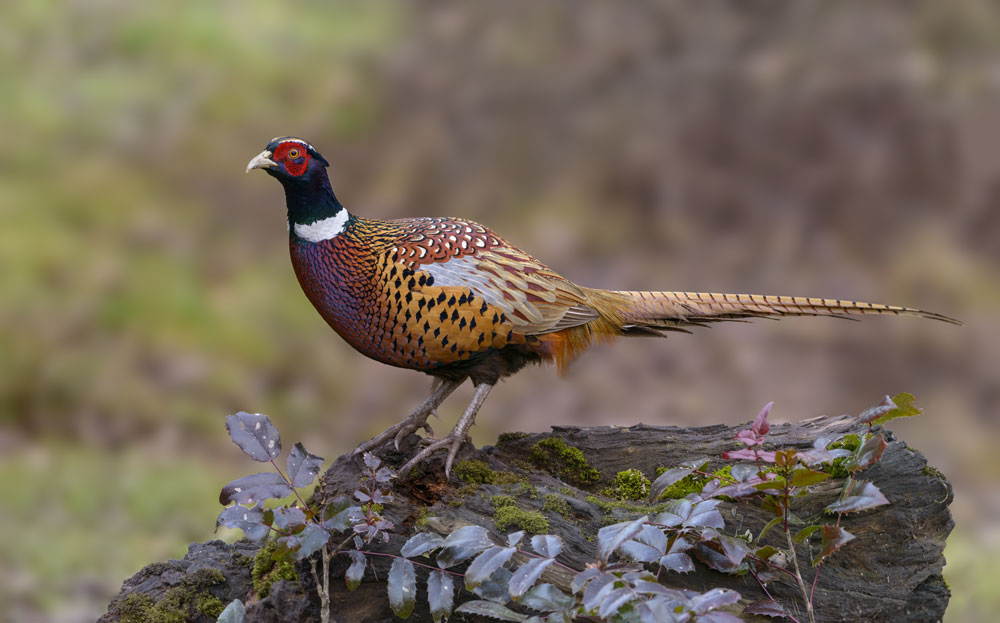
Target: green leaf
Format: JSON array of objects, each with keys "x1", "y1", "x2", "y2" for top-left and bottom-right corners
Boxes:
[
  {"x1": 789, "y1": 467, "x2": 830, "y2": 488},
  {"x1": 793, "y1": 525, "x2": 822, "y2": 543},
  {"x1": 388, "y1": 557, "x2": 417, "y2": 619},
  {"x1": 757, "y1": 516, "x2": 784, "y2": 544},
  {"x1": 455, "y1": 600, "x2": 526, "y2": 622},
  {"x1": 872, "y1": 392, "x2": 922, "y2": 425},
  {"x1": 813, "y1": 525, "x2": 855, "y2": 566},
  {"x1": 754, "y1": 477, "x2": 786, "y2": 491}
]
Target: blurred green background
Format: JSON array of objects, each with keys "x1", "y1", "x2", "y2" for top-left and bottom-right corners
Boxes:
[{"x1": 1, "y1": 1, "x2": 997, "y2": 621}]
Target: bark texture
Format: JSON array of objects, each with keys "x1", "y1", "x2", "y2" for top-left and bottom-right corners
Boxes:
[{"x1": 101, "y1": 415, "x2": 953, "y2": 623}]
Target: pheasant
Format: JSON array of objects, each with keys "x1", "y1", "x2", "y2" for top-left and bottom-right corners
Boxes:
[{"x1": 247, "y1": 137, "x2": 957, "y2": 477}]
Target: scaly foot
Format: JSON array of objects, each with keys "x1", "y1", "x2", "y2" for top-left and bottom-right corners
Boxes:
[{"x1": 352, "y1": 380, "x2": 462, "y2": 456}]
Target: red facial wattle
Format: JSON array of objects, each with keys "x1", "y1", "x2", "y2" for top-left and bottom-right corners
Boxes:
[{"x1": 272, "y1": 142, "x2": 311, "y2": 177}]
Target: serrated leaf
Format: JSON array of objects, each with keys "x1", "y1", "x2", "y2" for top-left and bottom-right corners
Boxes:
[
  {"x1": 581, "y1": 573, "x2": 617, "y2": 612},
  {"x1": 636, "y1": 599, "x2": 679, "y2": 623},
  {"x1": 509, "y1": 557, "x2": 555, "y2": 598},
  {"x1": 752, "y1": 402, "x2": 773, "y2": 436},
  {"x1": 873, "y1": 392, "x2": 922, "y2": 425},
  {"x1": 813, "y1": 526, "x2": 855, "y2": 566},
  {"x1": 216, "y1": 599, "x2": 246, "y2": 623},
  {"x1": 473, "y1": 567, "x2": 512, "y2": 603},
  {"x1": 650, "y1": 463, "x2": 699, "y2": 501},
  {"x1": 427, "y1": 569, "x2": 455, "y2": 623},
  {"x1": 570, "y1": 567, "x2": 602, "y2": 594},
  {"x1": 401, "y1": 531, "x2": 446, "y2": 558},
  {"x1": 825, "y1": 481, "x2": 889, "y2": 514},
  {"x1": 519, "y1": 583, "x2": 574, "y2": 613},
  {"x1": 271, "y1": 507, "x2": 306, "y2": 531},
  {"x1": 436, "y1": 525, "x2": 493, "y2": 568},
  {"x1": 690, "y1": 587, "x2": 741, "y2": 614},
  {"x1": 345, "y1": 550, "x2": 366, "y2": 590},
  {"x1": 789, "y1": 467, "x2": 830, "y2": 488},
  {"x1": 286, "y1": 443, "x2": 323, "y2": 488},
  {"x1": 619, "y1": 540, "x2": 662, "y2": 563},
  {"x1": 698, "y1": 612, "x2": 745, "y2": 623},
  {"x1": 598, "y1": 587, "x2": 634, "y2": 619},
  {"x1": 323, "y1": 506, "x2": 363, "y2": 532},
  {"x1": 841, "y1": 434, "x2": 888, "y2": 473},
  {"x1": 686, "y1": 499, "x2": 725, "y2": 529},
  {"x1": 466, "y1": 546, "x2": 517, "y2": 590},
  {"x1": 744, "y1": 598, "x2": 786, "y2": 617},
  {"x1": 217, "y1": 505, "x2": 269, "y2": 541},
  {"x1": 220, "y1": 473, "x2": 293, "y2": 506},
  {"x1": 507, "y1": 530, "x2": 526, "y2": 548},
  {"x1": 794, "y1": 524, "x2": 822, "y2": 543},
  {"x1": 693, "y1": 543, "x2": 739, "y2": 573},
  {"x1": 225, "y1": 412, "x2": 281, "y2": 461},
  {"x1": 717, "y1": 535, "x2": 751, "y2": 566},
  {"x1": 531, "y1": 535, "x2": 562, "y2": 559},
  {"x1": 455, "y1": 600, "x2": 526, "y2": 622},
  {"x1": 659, "y1": 552, "x2": 694, "y2": 573},
  {"x1": 388, "y1": 557, "x2": 417, "y2": 619},
  {"x1": 363, "y1": 452, "x2": 382, "y2": 470},
  {"x1": 294, "y1": 523, "x2": 329, "y2": 560},
  {"x1": 597, "y1": 518, "x2": 647, "y2": 562},
  {"x1": 635, "y1": 524, "x2": 668, "y2": 555}
]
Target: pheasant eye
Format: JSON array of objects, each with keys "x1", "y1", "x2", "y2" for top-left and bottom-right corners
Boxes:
[{"x1": 287, "y1": 148, "x2": 300, "y2": 159}]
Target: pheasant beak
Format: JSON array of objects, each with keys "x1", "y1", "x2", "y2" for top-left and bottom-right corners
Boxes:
[{"x1": 246, "y1": 150, "x2": 278, "y2": 173}]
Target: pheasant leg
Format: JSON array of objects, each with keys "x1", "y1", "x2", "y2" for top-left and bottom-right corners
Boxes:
[
  {"x1": 352, "y1": 379, "x2": 463, "y2": 455},
  {"x1": 397, "y1": 382, "x2": 493, "y2": 479}
]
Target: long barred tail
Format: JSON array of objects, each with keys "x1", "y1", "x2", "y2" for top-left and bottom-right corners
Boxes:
[{"x1": 610, "y1": 290, "x2": 960, "y2": 332}]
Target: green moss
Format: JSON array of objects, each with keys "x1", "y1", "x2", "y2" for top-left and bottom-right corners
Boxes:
[
  {"x1": 603, "y1": 469, "x2": 651, "y2": 501},
  {"x1": 923, "y1": 465, "x2": 947, "y2": 480},
  {"x1": 489, "y1": 494, "x2": 550, "y2": 533},
  {"x1": 530, "y1": 437, "x2": 600, "y2": 486},
  {"x1": 453, "y1": 483, "x2": 481, "y2": 498},
  {"x1": 825, "y1": 435, "x2": 863, "y2": 478},
  {"x1": 117, "y1": 569, "x2": 225, "y2": 623},
  {"x1": 514, "y1": 482, "x2": 539, "y2": 498},
  {"x1": 541, "y1": 493, "x2": 572, "y2": 518},
  {"x1": 195, "y1": 593, "x2": 225, "y2": 618},
  {"x1": 453, "y1": 459, "x2": 525, "y2": 486},
  {"x1": 497, "y1": 431, "x2": 530, "y2": 443},
  {"x1": 252, "y1": 541, "x2": 299, "y2": 598},
  {"x1": 493, "y1": 505, "x2": 550, "y2": 534},
  {"x1": 653, "y1": 465, "x2": 734, "y2": 499},
  {"x1": 413, "y1": 506, "x2": 432, "y2": 528}
]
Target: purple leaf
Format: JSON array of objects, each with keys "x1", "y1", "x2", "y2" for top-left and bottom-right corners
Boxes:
[
  {"x1": 582, "y1": 573, "x2": 617, "y2": 612},
  {"x1": 293, "y1": 523, "x2": 329, "y2": 560},
  {"x1": 690, "y1": 587, "x2": 741, "y2": 614},
  {"x1": 841, "y1": 435, "x2": 888, "y2": 473},
  {"x1": 472, "y1": 567, "x2": 512, "y2": 603},
  {"x1": 466, "y1": 546, "x2": 517, "y2": 591},
  {"x1": 362, "y1": 452, "x2": 381, "y2": 470},
  {"x1": 401, "y1": 531, "x2": 445, "y2": 558},
  {"x1": 813, "y1": 526, "x2": 855, "y2": 566},
  {"x1": 271, "y1": 507, "x2": 306, "y2": 531},
  {"x1": 220, "y1": 473, "x2": 293, "y2": 506},
  {"x1": 597, "y1": 518, "x2": 647, "y2": 563},
  {"x1": 598, "y1": 587, "x2": 634, "y2": 619},
  {"x1": 722, "y1": 448, "x2": 777, "y2": 462},
  {"x1": 217, "y1": 505, "x2": 269, "y2": 541},
  {"x1": 530, "y1": 534, "x2": 562, "y2": 559},
  {"x1": 427, "y1": 569, "x2": 455, "y2": 623},
  {"x1": 717, "y1": 535, "x2": 751, "y2": 566},
  {"x1": 618, "y1": 540, "x2": 663, "y2": 563},
  {"x1": 570, "y1": 567, "x2": 603, "y2": 594},
  {"x1": 698, "y1": 612, "x2": 746, "y2": 623},
  {"x1": 518, "y1": 583, "x2": 574, "y2": 612},
  {"x1": 743, "y1": 599, "x2": 787, "y2": 618},
  {"x1": 225, "y1": 412, "x2": 281, "y2": 462},
  {"x1": 346, "y1": 551, "x2": 366, "y2": 590},
  {"x1": 507, "y1": 530, "x2": 526, "y2": 548},
  {"x1": 455, "y1": 600, "x2": 525, "y2": 622},
  {"x1": 650, "y1": 459, "x2": 707, "y2": 500},
  {"x1": 686, "y1": 499, "x2": 725, "y2": 530},
  {"x1": 436, "y1": 525, "x2": 494, "y2": 569},
  {"x1": 388, "y1": 557, "x2": 417, "y2": 619},
  {"x1": 660, "y1": 552, "x2": 695, "y2": 573},
  {"x1": 752, "y1": 402, "x2": 773, "y2": 436},
  {"x1": 286, "y1": 442, "x2": 323, "y2": 488},
  {"x1": 857, "y1": 395, "x2": 897, "y2": 424},
  {"x1": 509, "y1": 557, "x2": 554, "y2": 598},
  {"x1": 824, "y1": 481, "x2": 890, "y2": 514}
]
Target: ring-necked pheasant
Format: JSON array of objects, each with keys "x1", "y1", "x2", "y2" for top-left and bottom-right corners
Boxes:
[{"x1": 247, "y1": 137, "x2": 958, "y2": 477}]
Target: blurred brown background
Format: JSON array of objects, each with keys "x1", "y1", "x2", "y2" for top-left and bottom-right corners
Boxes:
[{"x1": 1, "y1": 1, "x2": 997, "y2": 621}]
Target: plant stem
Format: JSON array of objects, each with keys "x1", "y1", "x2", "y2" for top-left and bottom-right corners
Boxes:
[
  {"x1": 310, "y1": 544, "x2": 332, "y2": 623},
  {"x1": 785, "y1": 527, "x2": 815, "y2": 623}
]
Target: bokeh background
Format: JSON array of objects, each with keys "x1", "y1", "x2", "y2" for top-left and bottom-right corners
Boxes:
[{"x1": 2, "y1": 1, "x2": 997, "y2": 621}]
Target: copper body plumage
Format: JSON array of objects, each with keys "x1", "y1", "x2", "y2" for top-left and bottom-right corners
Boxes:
[{"x1": 249, "y1": 137, "x2": 958, "y2": 477}]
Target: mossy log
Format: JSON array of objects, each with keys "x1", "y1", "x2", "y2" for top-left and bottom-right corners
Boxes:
[{"x1": 101, "y1": 415, "x2": 953, "y2": 623}]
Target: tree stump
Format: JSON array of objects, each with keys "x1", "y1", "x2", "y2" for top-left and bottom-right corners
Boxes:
[{"x1": 100, "y1": 415, "x2": 953, "y2": 623}]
